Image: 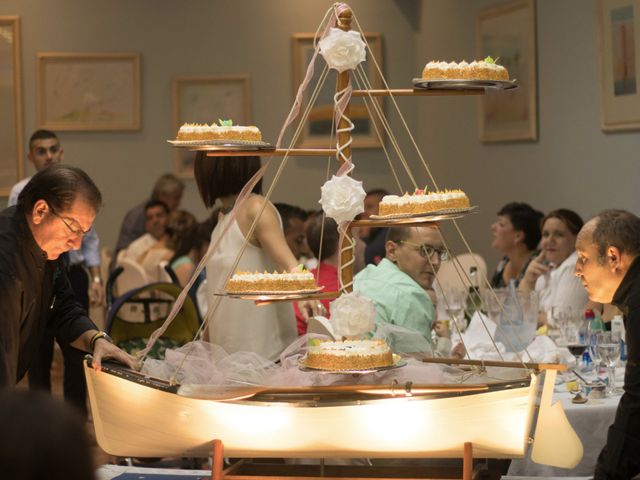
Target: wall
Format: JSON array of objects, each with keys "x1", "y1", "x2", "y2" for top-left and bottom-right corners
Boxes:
[
  {"x1": 0, "y1": 0, "x2": 418, "y2": 250},
  {"x1": 416, "y1": 0, "x2": 640, "y2": 270}
]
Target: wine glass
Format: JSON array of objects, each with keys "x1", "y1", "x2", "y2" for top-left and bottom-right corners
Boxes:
[
  {"x1": 550, "y1": 305, "x2": 576, "y2": 347},
  {"x1": 443, "y1": 289, "x2": 467, "y2": 333},
  {"x1": 482, "y1": 289, "x2": 503, "y2": 325},
  {"x1": 566, "y1": 316, "x2": 589, "y2": 370},
  {"x1": 596, "y1": 331, "x2": 622, "y2": 396}
]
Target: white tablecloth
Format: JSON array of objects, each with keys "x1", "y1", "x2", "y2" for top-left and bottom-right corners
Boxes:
[{"x1": 507, "y1": 391, "x2": 620, "y2": 477}]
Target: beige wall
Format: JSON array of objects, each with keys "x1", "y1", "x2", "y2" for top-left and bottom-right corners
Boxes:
[
  {"x1": 0, "y1": 0, "x2": 417, "y2": 250},
  {"x1": 2, "y1": 0, "x2": 639, "y2": 275}
]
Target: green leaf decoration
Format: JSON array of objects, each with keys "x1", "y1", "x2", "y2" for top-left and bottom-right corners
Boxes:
[
  {"x1": 484, "y1": 56, "x2": 495, "y2": 64},
  {"x1": 218, "y1": 119, "x2": 233, "y2": 126}
]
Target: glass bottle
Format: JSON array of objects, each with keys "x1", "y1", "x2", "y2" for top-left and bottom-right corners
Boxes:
[{"x1": 464, "y1": 266, "x2": 482, "y2": 321}]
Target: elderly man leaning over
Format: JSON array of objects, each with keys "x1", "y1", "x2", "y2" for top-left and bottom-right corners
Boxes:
[
  {"x1": 0, "y1": 164, "x2": 136, "y2": 385},
  {"x1": 575, "y1": 209, "x2": 640, "y2": 480},
  {"x1": 354, "y1": 225, "x2": 455, "y2": 355}
]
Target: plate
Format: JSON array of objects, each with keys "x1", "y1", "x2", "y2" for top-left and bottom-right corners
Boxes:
[
  {"x1": 412, "y1": 78, "x2": 518, "y2": 91},
  {"x1": 298, "y1": 354, "x2": 406, "y2": 374},
  {"x1": 167, "y1": 139, "x2": 275, "y2": 151},
  {"x1": 369, "y1": 205, "x2": 478, "y2": 221},
  {"x1": 215, "y1": 287, "x2": 325, "y2": 300}
]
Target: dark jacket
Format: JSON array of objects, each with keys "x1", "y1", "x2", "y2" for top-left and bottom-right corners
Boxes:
[
  {"x1": 595, "y1": 256, "x2": 640, "y2": 479},
  {"x1": 0, "y1": 206, "x2": 95, "y2": 385}
]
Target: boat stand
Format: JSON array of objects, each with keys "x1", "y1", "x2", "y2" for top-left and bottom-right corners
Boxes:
[{"x1": 210, "y1": 439, "x2": 476, "y2": 480}]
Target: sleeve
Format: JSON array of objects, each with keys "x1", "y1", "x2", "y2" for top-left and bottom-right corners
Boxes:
[
  {"x1": 49, "y1": 265, "x2": 97, "y2": 347},
  {"x1": 553, "y1": 263, "x2": 589, "y2": 313},
  {"x1": 0, "y1": 273, "x2": 23, "y2": 385},
  {"x1": 115, "y1": 206, "x2": 144, "y2": 253},
  {"x1": 80, "y1": 227, "x2": 101, "y2": 267},
  {"x1": 7, "y1": 181, "x2": 24, "y2": 208}
]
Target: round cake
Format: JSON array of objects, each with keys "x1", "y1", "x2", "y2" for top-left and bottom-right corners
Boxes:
[
  {"x1": 305, "y1": 339, "x2": 393, "y2": 371},
  {"x1": 378, "y1": 189, "x2": 470, "y2": 217},
  {"x1": 421, "y1": 58, "x2": 509, "y2": 81},
  {"x1": 176, "y1": 123, "x2": 262, "y2": 142},
  {"x1": 225, "y1": 270, "x2": 317, "y2": 293}
]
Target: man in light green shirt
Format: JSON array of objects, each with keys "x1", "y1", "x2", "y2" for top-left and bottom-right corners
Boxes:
[{"x1": 354, "y1": 225, "x2": 450, "y2": 353}]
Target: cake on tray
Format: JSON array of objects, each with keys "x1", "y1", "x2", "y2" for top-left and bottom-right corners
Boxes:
[
  {"x1": 176, "y1": 119, "x2": 262, "y2": 143},
  {"x1": 378, "y1": 188, "x2": 470, "y2": 217},
  {"x1": 225, "y1": 270, "x2": 317, "y2": 294},
  {"x1": 305, "y1": 339, "x2": 393, "y2": 371},
  {"x1": 421, "y1": 56, "x2": 509, "y2": 82}
]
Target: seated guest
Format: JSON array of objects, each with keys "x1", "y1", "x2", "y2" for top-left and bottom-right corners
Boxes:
[
  {"x1": 166, "y1": 210, "x2": 199, "y2": 287},
  {"x1": 274, "y1": 202, "x2": 313, "y2": 261},
  {"x1": 294, "y1": 213, "x2": 341, "y2": 335},
  {"x1": 354, "y1": 225, "x2": 453, "y2": 354},
  {"x1": 490, "y1": 202, "x2": 543, "y2": 288},
  {"x1": 119, "y1": 200, "x2": 170, "y2": 264},
  {"x1": 114, "y1": 173, "x2": 185, "y2": 256},
  {"x1": 358, "y1": 188, "x2": 389, "y2": 266},
  {"x1": 518, "y1": 209, "x2": 588, "y2": 326}
]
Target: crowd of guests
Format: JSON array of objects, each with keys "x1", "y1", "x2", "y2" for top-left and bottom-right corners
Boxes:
[{"x1": 4, "y1": 129, "x2": 640, "y2": 479}]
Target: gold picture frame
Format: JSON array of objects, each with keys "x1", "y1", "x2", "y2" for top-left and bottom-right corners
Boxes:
[
  {"x1": 172, "y1": 75, "x2": 251, "y2": 178},
  {"x1": 37, "y1": 52, "x2": 140, "y2": 131},
  {"x1": 597, "y1": 0, "x2": 640, "y2": 131},
  {"x1": 477, "y1": 0, "x2": 538, "y2": 142},
  {"x1": 291, "y1": 32, "x2": 384, "y2": 149},
  {"x1": 0, "y1": 16, "x2": 24, "y2": 196}
]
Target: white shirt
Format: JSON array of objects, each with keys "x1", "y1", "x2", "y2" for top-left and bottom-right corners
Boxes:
[{"x1": 535, "y1": 251, "x2": 588, "y2": 323}]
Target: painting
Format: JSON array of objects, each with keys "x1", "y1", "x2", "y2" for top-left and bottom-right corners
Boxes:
[
  {"x1": 0, "y1": 16, "x2": 23, "y2": 196},
  {"x1": 172, "y1": 75, "x2": 250, "y2": 178},
  {"x1": 597, "y1": 0, "x2": 640, "y2": 131},
  {"x1": 37, "y1": 53, "x2": 140, "y2": 131},
  {"x1": 291, "y1": 32, "x2": 383, "y2": 149},
  {"x1": 477, "y1": 0, "x2": 537, "y2": 142}
]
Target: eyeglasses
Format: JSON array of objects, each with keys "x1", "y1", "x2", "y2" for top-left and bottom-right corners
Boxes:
[
  {"x1": 49, "y1": 206, "x2": 91, "y2": 238},
  {"x1": 399, "y1": 240, "x2": 448, "y2": 261}
]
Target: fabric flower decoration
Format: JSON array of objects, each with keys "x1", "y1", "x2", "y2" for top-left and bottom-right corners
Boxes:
[
  {"x1": 319, "y1": 174, "x2": 366, "y2": 224},
  {"x1": 330, "y1": 292, "x2": 376, "y2": 337},
  {"x1": 318, "y1": 28, "x2": 366, "y2": 73}
]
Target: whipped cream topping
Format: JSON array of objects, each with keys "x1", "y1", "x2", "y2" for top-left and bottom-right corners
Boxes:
[
  {"x1": 308, "y1": 340, "x2": 391, "y2": 356},
  {"x1": 178, "y1": 123, "x2": 260, "y2": 133},
  {"x1": 380, "y1": 190, "x2": 467, "y2": 205},
  {"x1": 231, "y1": 271, "x2": 314, "y2": 282}
]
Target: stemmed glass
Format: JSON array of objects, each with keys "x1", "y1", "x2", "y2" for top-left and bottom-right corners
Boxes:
[
  {"x1": 442, "y1": 289, "x2": 467, "y2": 333},
  {"x1": 550, "y1": 306, "x2": 576, "y2": 347},
  {"x1": 596, "y1": 331, "x2": 622, "y2": 396},
  {"x1": 566, "y1": 316, "x2": 589, "y2": 371}
]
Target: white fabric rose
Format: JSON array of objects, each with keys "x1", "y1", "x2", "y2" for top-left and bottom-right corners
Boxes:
[
  {"x1": 319, "y1": 174, "x2": 365, "y2": 224},
  {"x1": 329, "y1": 292, "x2": 376, "y2": 338},
  {"x1": 318, "y1": 28, "x2": 366, "y2": 73}
]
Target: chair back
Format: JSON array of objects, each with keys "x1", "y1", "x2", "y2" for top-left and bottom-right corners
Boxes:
[
  {"x1": 435, "y1": 252, "x2": 487, "y2": 293},
  {"x1": 113, "y1": 258, "x2": 149, "y2": 297}
]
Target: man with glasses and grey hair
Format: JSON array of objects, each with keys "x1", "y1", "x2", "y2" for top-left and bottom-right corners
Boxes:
[
  {"x1": 354, "y1": 225, "x2": 455, "y2": 355},
  {"x1": 0, "y1": 164, "x2": 135, "y2": 387}
]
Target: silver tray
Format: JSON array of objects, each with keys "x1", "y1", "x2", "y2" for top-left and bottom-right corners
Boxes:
[
  {"x1": 214, "y1": 287, "x2": 324, "y2": 300},
  {"x1": 412, "y1": 78, "x2": 518, "y2": 91},
  {"x1": 168, "y1": 139, "x2": 275, "y2": 151},
  {"x1": 369, "y1": 205, "x2": 478, "y2": 221},
  {"x1": 298, "y1": 354, "x2": 406, "y2": 375}
]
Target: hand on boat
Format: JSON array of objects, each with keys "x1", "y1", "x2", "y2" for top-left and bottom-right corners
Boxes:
[
  {"x1": 92, "y1": 339, "x2": 139, "y2": 372},
  {"x1": 297, "y1": 299, "x2": 325, "y2": 322}
]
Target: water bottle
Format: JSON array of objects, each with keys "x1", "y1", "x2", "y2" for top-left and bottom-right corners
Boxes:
[
  {"x1": 611, "y1": 315, "x2": 626, "y2": 361},
  {"x1": 464, "y1": 267, "x2": 482, "y2": 321}
]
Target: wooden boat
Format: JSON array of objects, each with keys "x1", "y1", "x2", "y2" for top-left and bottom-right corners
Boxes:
[{"x1": 84, "y1": 358, "x2": 581, "y2": 468}]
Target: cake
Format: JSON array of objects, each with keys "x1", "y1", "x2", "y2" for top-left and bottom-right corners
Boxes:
[
  {"x1": 176, "y1": 119, "x2": 262, "y2": 142},
  {"x1": 225, "y1": 270, "x2": 317, "y2": 293},
  {"x1": 378, "y1": 188, "x2": 470, "y2": 217},
  {"x1": 421, "y1": 57, "x2": 509, "y2": 81},
  {"x1": 305, "y1": 339, "x2": 393, "y2": 371}
]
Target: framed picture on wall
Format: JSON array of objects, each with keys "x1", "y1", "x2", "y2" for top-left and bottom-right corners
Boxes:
[
  {"x1": 0, "y1": 16, "x2": 24, "y2": 196},
  {"x1": 291, "y1": 32, "x2": 384, "y2": 149},
  {"x1": 37, "y1": 52, "x2": 140, "y2": 131},
  {"x1": 172, "y1": 75, "x2": 251, "y2": 178},
  {"x1": 477, "y1": 0, "x2": 538, "y2": 142},
  {"x1": 597, "y1": 0, "x2": 640, "y2": 131}
]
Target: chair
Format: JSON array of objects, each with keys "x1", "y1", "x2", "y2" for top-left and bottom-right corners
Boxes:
[
  {"x1": 105, "y1": 282, "x2": 201, "y2": 359},
  {"x1": 112, "y1": 258, "x2": 149, "y2": 298},
  {"x1": 435, "y1": 252, "x2": 487, "y2": 293}
]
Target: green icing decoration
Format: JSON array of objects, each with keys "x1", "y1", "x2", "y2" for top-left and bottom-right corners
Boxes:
[
  {"x1": 484, "y1": 56, "x2": 495, "y2": 64},
  {"x1": 218, "y1": 119, "x2": 233, "y2": 126}
]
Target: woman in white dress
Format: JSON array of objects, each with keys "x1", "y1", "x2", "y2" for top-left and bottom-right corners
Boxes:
[
  {"x1": 518, "y1": 209, "x2": 588, "y2": 326},
  {"x1": 194, "y1": 154, "x2": 305, "y2": 361}
]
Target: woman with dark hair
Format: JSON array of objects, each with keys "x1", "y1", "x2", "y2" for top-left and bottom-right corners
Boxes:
[
  {"x1": 166, "y1": 210, "x2": 199, "y2": 287},
  {"x1": 490, "y1": 202, "x2": 544, "y2": 288},
  {"x1": 194, "y1": 154, "x2": 300, "y2": 360},
  {"x1": 519, "y1": 208, "x2": 588, "y2": 325}
]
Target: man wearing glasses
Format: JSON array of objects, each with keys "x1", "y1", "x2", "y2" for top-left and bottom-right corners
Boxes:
[
  {"x1": 7, "y1": 129, "x2": 104, "y2": 416},
  {"x1": 0, "y1": 164, "x2": 135, "y2": 386},
  {"x1": 354, "y1": 225, "x2": 452, "y2": 354}
]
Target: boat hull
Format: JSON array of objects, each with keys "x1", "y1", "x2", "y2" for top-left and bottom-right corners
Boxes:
[{"x1": 85, "y1": 362, "x2": 538, "y2": 459}]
